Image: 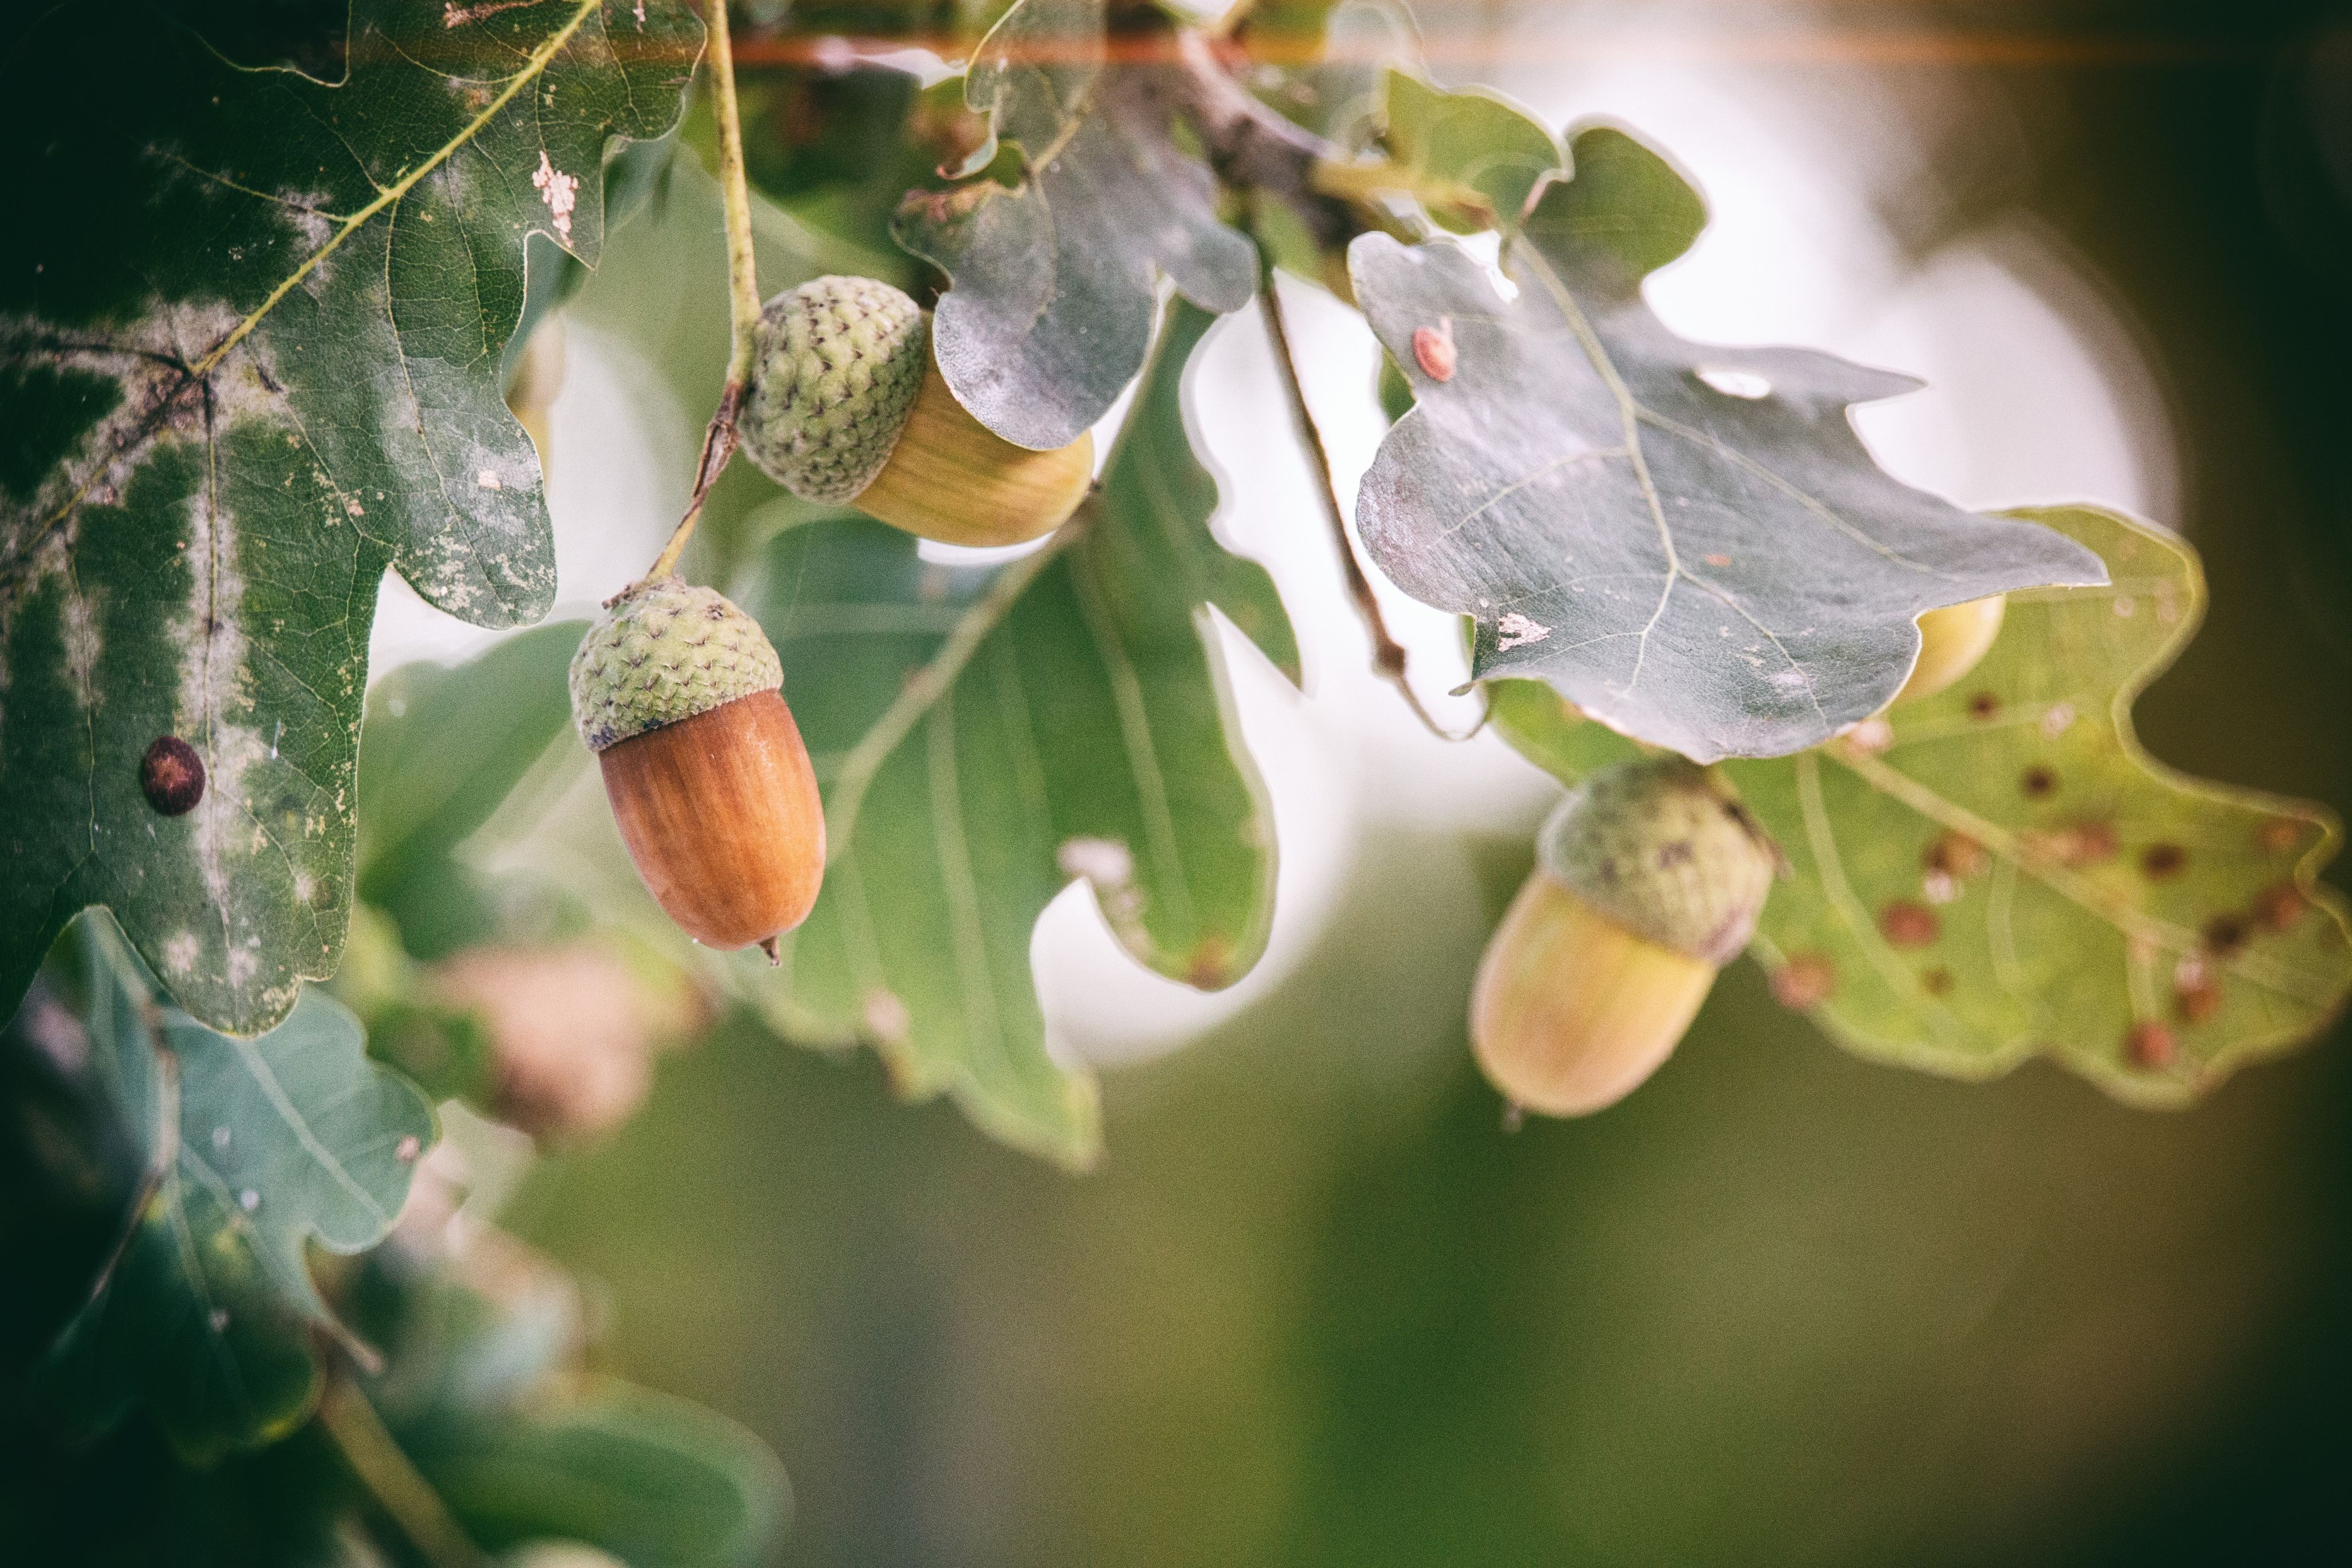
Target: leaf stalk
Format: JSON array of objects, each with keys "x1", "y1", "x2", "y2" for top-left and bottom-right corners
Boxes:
[{"x1": 318, "y1": 1370, "x2": 488, "y2": 1568}]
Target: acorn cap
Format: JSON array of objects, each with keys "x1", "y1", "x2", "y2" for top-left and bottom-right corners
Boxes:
[
  {"x1": 740, "y1": 275, "x2": 929, "y2": 503},
  {"x1": 570, "y1": 577, "x2": 783, "y2": 753},
  {"x1": 1537, "y1": 756, "x2": 1778, "y2": 966}
]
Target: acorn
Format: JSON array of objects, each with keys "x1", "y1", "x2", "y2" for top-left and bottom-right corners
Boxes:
[
  {"x1": 1893, "y1": 594, "x2": 2006, "y2": 705},
  {"x1": 1471, "y1": 756, "x2": 1778, "y2": 1117},
  {"x1": 570, "y1": 577, "x2": 823, "y2": 957},
  {"x1": 738, "y1": 274, "x2": 1094, "y2": 547}
]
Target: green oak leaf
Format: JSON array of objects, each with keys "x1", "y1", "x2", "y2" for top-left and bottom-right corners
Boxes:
[
  {"x1": 0, "y1": 0, "x2": 698, "y2": 1038},
  {"x1": 892, "y1": 0, "x2": 1258, "y2": 450},
  {"x1": 1495, "y1": 506, "x2": 2352, "y2": 1104},
  {"x1": 1370, "y1": 68, "x2": 1565, "y2": 234},
  {"x1": 1349, "y1": 123, "x2": 2108, "y2": 763},
  {"x1": 37, "y1": 913, "x2": 435, "y2": 1462},
  {"x1": 741, "y1": 300, "x2": 1297, "y2": 1166}
]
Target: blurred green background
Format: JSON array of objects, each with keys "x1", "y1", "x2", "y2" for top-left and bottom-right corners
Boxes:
[{"x1": 499, "y1": 6, "x2": 2352, "y2": 1563}]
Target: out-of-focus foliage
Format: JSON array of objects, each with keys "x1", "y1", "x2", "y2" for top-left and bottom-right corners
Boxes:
[{"x1": 29, "y1": 914, "x2": 434, "y2": 1462}]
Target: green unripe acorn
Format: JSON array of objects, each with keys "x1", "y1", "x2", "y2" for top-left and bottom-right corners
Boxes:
[
  {"x1": 1471, "y1": 756, "x2": 1778, "y2": 1117},
  {"x1": 738, "y1": 275, "x2": 1094, "y2": 547},
  {"x1": 1891, "y1": 593, "x2": 2006, "y2": 706},
  {"x1": 570, "y1": 577, "x2": 823, "y2": 958}
]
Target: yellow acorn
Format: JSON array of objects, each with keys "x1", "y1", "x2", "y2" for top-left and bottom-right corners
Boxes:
[
  {"x1": 1471, "y1": 756, "x2": 1778, "y2": 1117},
  {"x1": 737, "y1": 275, "x2": 1093, "y2": 547},
  {"x1": 570, "y1": 578, "x2": 824, "y2": 958},
  {"x1": 1893, "y1": 594, "x2": 2006, "y2": 705}
]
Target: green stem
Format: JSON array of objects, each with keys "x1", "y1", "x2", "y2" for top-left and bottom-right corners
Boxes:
[
  {"x1": 318, "y1": 1372, "x2": 488, "y2": 1568},
  {"x1": 647, "y1": 0, "x2": 764, "y2": 585}
]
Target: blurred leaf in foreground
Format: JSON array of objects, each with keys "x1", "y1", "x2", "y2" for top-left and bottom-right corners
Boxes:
[{"x1": 36, "y1": 915, "x2": 435, "y2": 1462}]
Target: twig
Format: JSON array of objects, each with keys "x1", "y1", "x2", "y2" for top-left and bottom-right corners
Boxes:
[
  {"x1": 1251, "y1": 234, "x2": 1485, "y2": 742},
  {"x1": 647, "y1": 0, "x2": 764, "y2": 584},
  {"x1": 318, "y1": 1370, "x2": 488, "y2": 1568}
]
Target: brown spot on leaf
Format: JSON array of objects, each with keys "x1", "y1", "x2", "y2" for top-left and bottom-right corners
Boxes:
[
  {"x1": 1655, "y1": 840, "x2": 1695, "y2": 868},
  {"x1": 1923, "y1": 832, "x2": 1989, "y2": 880},
  {"x1": 1185, "y1": 935, "x2": 1234, "y2": 989},
  {"x1": 1412, "y1": 318, "x2": 1457, "y2": 381},
  {"x1": 1967, "y1": 691, "x2": 2001, "y2": 721},
  {"x1": 1922, "y1": 967, "x2": 1955, "y2": 996},
  {"x1": 2257, "y1": 818, "x2": 2302, "y2": 854},
  {"x1": 2138, "y1": 842, "x2": 2188, "y2": 880},
  {"x1": 2020, "y1": 765, "x2": 2058, "y2": 800},
  {"x1": 2127, "y1": 1020, "x2": 2177, "y2": 1069},
  {"x1": 2175, "y1": 973, "x2": 2221, "y2": 1024},
  {"x1": 1878, "y1": 900, "x2": 1940, "y2": 947},
  {"x1": 2023, "y1": 820, "x2": 2119, "y2": 868},
  {"x1": 140, "y1": 737, "x2": 205, "y2": 816},
  {"x1": 2202, "y1": 914, "x2": 2249, "y2": 957},
  {"x1": 2253, "y1": 883, "x2": 2308, "y2": 934},
  {"x1": 1770, "y1": 953, "x2": 1836, "y2": 1009}
]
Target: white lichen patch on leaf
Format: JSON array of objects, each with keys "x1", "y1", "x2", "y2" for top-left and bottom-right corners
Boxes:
[
  {"x1": 532, "y1": 150, "x2": 579, "y2": 243},
  {"x1": 1496, "y1": 611, "x2": 1550, "y2": 649}
]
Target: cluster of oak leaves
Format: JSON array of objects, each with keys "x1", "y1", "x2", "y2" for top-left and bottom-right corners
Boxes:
[{"x1": 4, "y1": 0, "x2": 2351, "y2": 1563}]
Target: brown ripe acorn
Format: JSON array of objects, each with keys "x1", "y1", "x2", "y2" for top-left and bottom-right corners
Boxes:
[
  {"x1": 1892, "y1": 594, "x2": 2006, "y2": 706},
  {"x1": 738, "y1": 275, "x2": 1093, "y2": 548},
  {"x1": 570, "y1": 578, "x2": 823, "y2": 957},
  {"x1": 1471, "y1": 756, "x2": 1778, "y2": 1117}
]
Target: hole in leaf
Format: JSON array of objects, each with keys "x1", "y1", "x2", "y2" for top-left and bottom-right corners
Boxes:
[{"x1": 1697, "y1": 367, "x2": 1772, "y2": 399}]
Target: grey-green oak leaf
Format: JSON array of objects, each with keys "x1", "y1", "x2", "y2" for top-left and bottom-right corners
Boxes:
[
  {"x1": 1351, "y1": 122, "x2": 2107, "y2": 762},
  {"x1": 37, "y1": 913, "x2": 435, "y2": 1462},
  {"x1": 0, "y1": 0, "x2": 697, "y2": 1038},
  {"x1": 892, "y1": 0, "x2": 1258, "y2": 451}
]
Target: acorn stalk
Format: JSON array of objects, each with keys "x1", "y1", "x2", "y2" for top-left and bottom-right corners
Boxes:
[
  {"x1": 570, "y1": 578, "x2": 823, "y2": 955},
  {"x1": 1471, "y1": 756, "x2": 1778, "y2": 1117},
  {"x1": 738, "y1": 274, "x2": 1093, "y2": 547}
]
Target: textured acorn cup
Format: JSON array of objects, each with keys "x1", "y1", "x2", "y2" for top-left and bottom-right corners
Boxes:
[
  {"x1": 738, "y1": 275, "x2": 1093, "y2": 548},
  {"x1": 571, "y1": 578, "x2": 824, "y2": 954},
  {"x1": 1471, "y1": 756, "x2": 1778, "y2": 1117},
  {"x1": 1892, "y1": 593, "x2": 2006, "y2": 706}
]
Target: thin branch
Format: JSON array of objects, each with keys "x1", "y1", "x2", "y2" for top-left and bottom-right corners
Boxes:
[
  {"x1": 318, "y1": 1370, "x2": 488, "y2": 1568},
  {"x1": 647, "y1": 0, "x2": 764, "y2": 584},
  {"x1": 1251, "y1": 233, "x2": 1485, "y2": 742}
]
